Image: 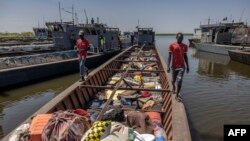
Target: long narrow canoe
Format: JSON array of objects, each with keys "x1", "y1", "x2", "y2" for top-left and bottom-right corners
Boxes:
[{"x1": 2, "y1": 45, "x2": 191, "y2": 141}]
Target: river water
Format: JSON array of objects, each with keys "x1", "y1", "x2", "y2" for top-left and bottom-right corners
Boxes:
[{"x1": 0, "y1": 36, "x2": 250, "y2": 141}]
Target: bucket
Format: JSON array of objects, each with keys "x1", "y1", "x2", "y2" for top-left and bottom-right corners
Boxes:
[{"x1": 134, "y1": 134, "x2": 155, "y2": 141}]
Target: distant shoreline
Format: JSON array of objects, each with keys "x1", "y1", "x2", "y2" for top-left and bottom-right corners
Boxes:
[{"x1": 156, "y1": 33, "x2": 193, "y2": 36}]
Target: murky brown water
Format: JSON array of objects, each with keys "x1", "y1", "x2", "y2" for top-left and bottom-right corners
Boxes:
[
  {"x1": 157, "y1": 36, "x2": 250, "y2": 141},
  {"x1": 0, "y1": 73, "x2": 79, "y2": 138},
  {"x1": 0, "y1": 36, "x2": 249, "y2": 141}
]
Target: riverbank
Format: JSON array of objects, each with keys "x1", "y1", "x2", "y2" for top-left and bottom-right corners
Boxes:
[
  {"x1": 156, "y1": 33, "x2": 193, "y2": 36},
  {"x1": 0, "y1": 32, "x2": 52, "y2": 46}
]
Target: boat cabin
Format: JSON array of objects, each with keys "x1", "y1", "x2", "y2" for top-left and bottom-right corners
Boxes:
[
  {"x1": 134, "y1": 28, "x2": 155, "y2": 45},
  {"x1": 33, "y1": 27, "x2": 52, "y2": 40},
  {"x1": 46, "y1": 22, "x2": 120, "y2": 53},
  {"x1": 200, "y1": 22, "x2": 248, "y2": 45}
]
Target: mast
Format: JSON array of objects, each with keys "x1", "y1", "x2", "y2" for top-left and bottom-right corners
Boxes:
[
  {"x1": 72, "y1": 5, "x2": 74, "y2": 25},
  {"x1": 84, "y1": 9, "x2": 88, "y2": 24},
  {"x1": 59, "y1": 2, "x2": 62, "y2": 23}
]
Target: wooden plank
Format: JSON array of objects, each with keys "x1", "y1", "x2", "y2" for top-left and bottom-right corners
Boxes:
[
  {"x1": 89, "y1": 107, "x2": 164, "y2": 113},
  {"x1": 115, "y1": 60, "x2": 159, "y2": 63},
  {"x1": 70, "y1": 92, "x2": 80, "y2": 108},
  {"x1": 75, "y1": 88, "x2": 86, "y2": 108},
  {"x1": 55, "y1": 103, "x2": 65, "y2": 111},
  {"x1": 80, "y1": 85, "x2": 170, "y2": 92},
  {"x1": 81, "y1": 88, "x2": 90, "y2": 104},
  {"x1": 93, "y1": 75, "x2": 100, "y2": 86},
  {"x1": 63, "y1": 97, "x2": 74, "y2": 109},
  {"x1": 121, "y1": 54, "x2": 158, "y2": 57},
  {"x1": 96, "y1": 72, "x2": 104, "y2": 85},
  {"x1": 101, "y1": 69, "x2": 164, "y2": 72},
  {"x1": 86, "y1": 80, "x2": 97, "y2": 94}
]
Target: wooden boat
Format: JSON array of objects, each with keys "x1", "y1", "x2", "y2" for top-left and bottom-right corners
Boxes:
[
  {"x1": 228, "y1": 49, "x2": 250, "y2": 65},
  {"x1": 2, "y1": 45, "x2": 191, "y2": 141}
]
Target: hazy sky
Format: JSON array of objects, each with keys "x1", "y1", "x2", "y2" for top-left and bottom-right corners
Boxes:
[{"x1": 0, "y1": 0, "x2": 249, "y2": 33}]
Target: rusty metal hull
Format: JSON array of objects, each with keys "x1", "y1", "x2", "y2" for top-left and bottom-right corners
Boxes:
[
  {"x1": 0, "y1": 51, "x2": 120, "y2": 88},
  {"x1": 2, "y1": 46, "x2": 191, "y2": 141},
  {"x1": 228, "y1": 50, "x2": 250, "y2": 65}
]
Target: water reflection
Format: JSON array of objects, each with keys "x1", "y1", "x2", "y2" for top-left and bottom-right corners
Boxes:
[
  {"x1": 156, "y1": 35, "x2": 250, "y2": 141},
  {"x1": 194, "y1": 50, "x2": 250, "y2": 79},
  {"x1": 194, "y1": 51, "x2": 231, "y2": 78},
  {"x1": 0, "y1": 73, "x2": 79, "y2": 138},
  {"x1": 0, "y1": 91, "x2": 55, "y2": 137}
]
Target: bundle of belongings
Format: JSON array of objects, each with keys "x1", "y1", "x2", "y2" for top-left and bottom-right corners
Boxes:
[
  {"x1": 9, "y1": 109, "x2": 167, "y2": 141},
  {"x1": 86, "y1": 88, "x2": 163, "y2": 112},
  {"x1": 81, "y1": 110, "x2": 167, "y2": 141},
  {"x1": 9, "y1": 109, "x2": 91, "y2": 141},
  {"x1": 8, "y1": 49, "x2": 168, "y2": 141}
]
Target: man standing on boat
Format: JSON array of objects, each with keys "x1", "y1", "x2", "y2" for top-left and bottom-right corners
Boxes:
[
  {"x1": 76, "y1": 30, "x2": 89, "y2": 81},
  {"x1": 131, "y1": 33, "x2": 134, "y2": 45},
  {"x1": 167, "y1": 33, "x2": 189, "y2": 102}
]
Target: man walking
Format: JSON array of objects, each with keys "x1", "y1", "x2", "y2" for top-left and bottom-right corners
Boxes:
[
  {"x1": 167, "y1": 33, "x2": 189, "y2": 102},
  {"x1": 76, "y1": 30, "x2": 89, "y2": 81}
]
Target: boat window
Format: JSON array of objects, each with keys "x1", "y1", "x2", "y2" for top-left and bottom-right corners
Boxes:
[
  {"x1": 84, "y1": 28, "x2": 91, "y2": 34},
  {"x1": 91, "y1": 29, "x2": 97, "y2": 35}
]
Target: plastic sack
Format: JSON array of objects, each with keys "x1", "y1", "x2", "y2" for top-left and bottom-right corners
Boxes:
[
  {"x1": 41, "y1": 111, "x2": 91, "y2": 141},
  {"x1": 9, "y1": 123, "x2": 30, "y2": 141}
]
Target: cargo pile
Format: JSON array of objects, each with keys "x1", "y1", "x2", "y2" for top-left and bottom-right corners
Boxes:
[
  {"x1": 0, "y1": 50, "x2": 76, "y2": 69},
  {"x1": 8, "y1": 46, "x2": 169, "y2": 141}
]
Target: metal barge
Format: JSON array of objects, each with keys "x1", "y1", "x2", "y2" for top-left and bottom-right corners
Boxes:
[
  {"x1": 0, "y1": 20, "x2": 122, "y2": 88},
  {"x1": 2, "y1": 44, "x2": 191, "y2": 141},
  {"x1": 228, "y1": 49, "x2": 250, "y2": 65},
  {"x1": 0, "y1": 51, "x2": 120, "y2": 88}
]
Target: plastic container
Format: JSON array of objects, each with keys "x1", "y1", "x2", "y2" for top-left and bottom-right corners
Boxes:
[
  {"x1": 29, "y1": 114, "x2": 53, "y2": 141},
  {"x1": 134, "y1": 134, "x2": 155, "y2": 141},
  {"x1": 146, "y1": 112, "x2": 162, "y2": 124}
]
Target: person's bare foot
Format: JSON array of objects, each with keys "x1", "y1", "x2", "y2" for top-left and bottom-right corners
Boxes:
[
  {"x1": 175, "y1": 95, "x2": 182, "y2": 102},
  {"x1": 172, "y1": 88, "x2": 176, "y2": 94}
]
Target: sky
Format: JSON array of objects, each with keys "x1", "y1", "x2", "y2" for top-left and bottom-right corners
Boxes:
[{"x1": 0, "y1": 0, "x2": 249, "y2": 33}]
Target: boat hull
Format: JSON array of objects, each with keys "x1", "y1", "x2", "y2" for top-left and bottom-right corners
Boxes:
[
  {"x1": 194, "y1": 42, "x2": 250, "y2": 55},
  {"x1": 0, "y1": 51, "x2": 120, "y2": 88},
  {"x1": 2, "y1": 45, "x2": 191, "y2": 141},
  {"x1": 228, "y1": 50, "x2": 250, "y2": 65}
]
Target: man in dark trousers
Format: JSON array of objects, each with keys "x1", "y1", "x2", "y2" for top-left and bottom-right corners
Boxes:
[
  {"x1": 70, "y1": 33, "x2": 76, "y2": 50},
  {"x1": 130, "y1": 34, "x2": 134, "y2": 45},
  {"x1": 167, "y1": 33, "x2": 189, "y2": 102},
  {"x1": 76, "y1": 30, "x2": 89, "y2": 81}
]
